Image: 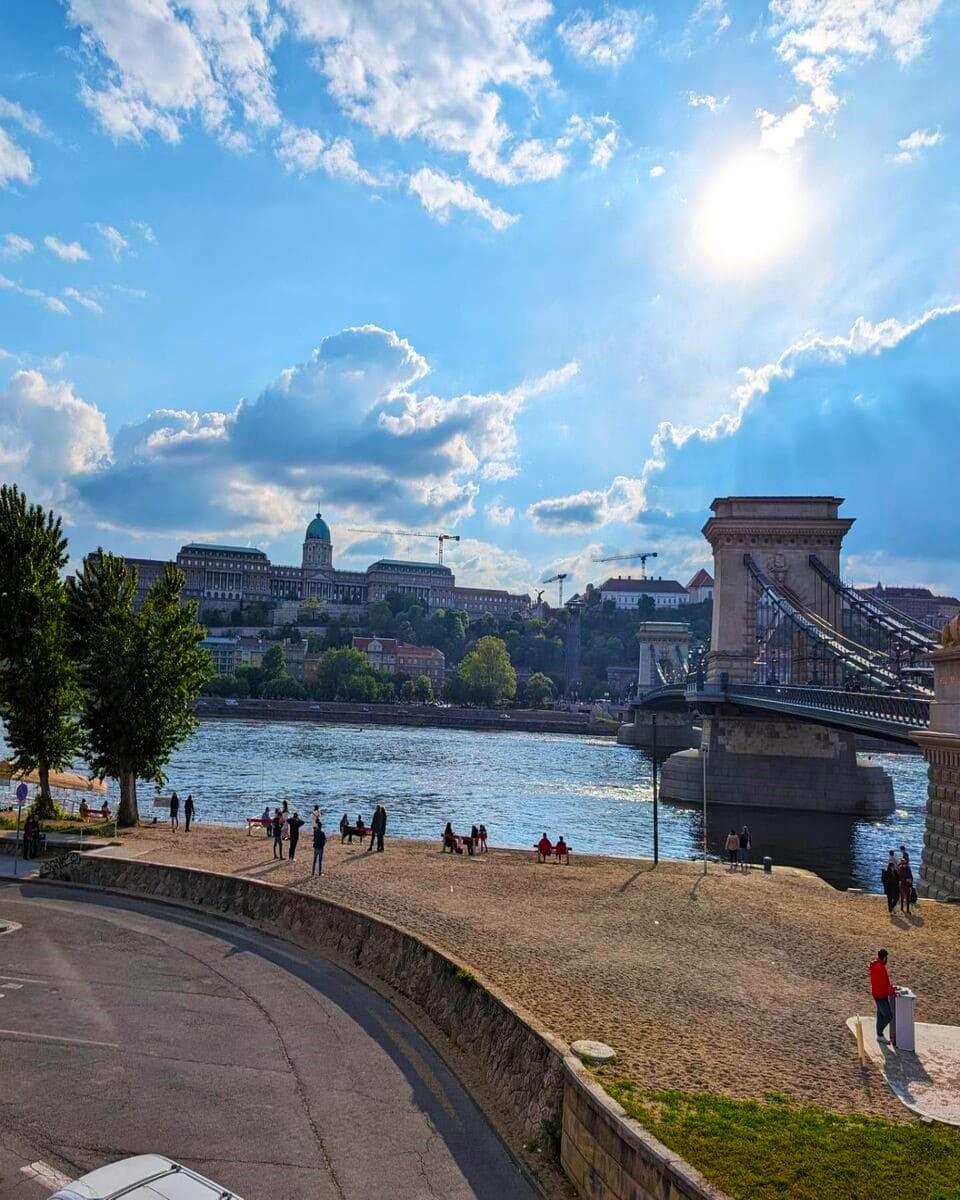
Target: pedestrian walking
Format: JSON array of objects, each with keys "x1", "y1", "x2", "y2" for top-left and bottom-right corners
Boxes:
[
  {"x1": 312, "y1": 821, "x2": 327, "y2": 876},
  {"x1": 170, "y1": 791, "x2": 180, "y2": 830},
  {"x1": 738, "y1": 826, "x2": 751, "y2": 873},
  {"x1": 724, "y1": 829, "x2": 739, "y2": 869},
  {"x1": 184, "y1": 793, "x2": 195, "y2": 832},
  {"x1": 869, "y1": 948, "x2": 897, "y2": 1044},
  {"x1": 288, "y1": 811, "x2": 304, "y2": 862},
  {"x1": 881, "y1": 851, "x2": 899, "y2": 914},
  {"x1": 272, "y1": 808, "x2": 284, "y2": 860},
  {"x1": 340, "y1": 812, "x2": 351, "y2": 844},
  {"x1": 898, "y1": 851, "x2": 914, "y2": 915}
]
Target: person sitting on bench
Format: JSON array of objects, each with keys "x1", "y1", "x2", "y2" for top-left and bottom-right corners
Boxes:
[
  {"x1": 442, "y1": 822, "x2": 457, "y2": 853},
  {"x1": 536, "y1": 833, "x2": 553, "y2": 862},
  {"x1": 554, "y1": 836, "x2": 569, "y2": 864}
]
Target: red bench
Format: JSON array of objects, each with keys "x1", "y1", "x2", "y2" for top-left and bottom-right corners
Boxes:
[
  {"x1": 534, "y1": 840, "x2": 571, "y2": 864},
  {"x1": 247, "y1": 817, "x2": 272, "y2": 835},
  {"x1": 442, "y1": 830, "x2": 478, "y2": 856}
]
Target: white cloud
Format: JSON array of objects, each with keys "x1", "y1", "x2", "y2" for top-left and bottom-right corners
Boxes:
[
  {"x1": 1, "y1": 233, "x2": 34, "y2": 258},
  {"x1": 0, "y1": 127, "x2": 33, "y2": 188},
  {"x1": 892, "y1": 126, "x2": 943, "y2": 163},
  {"x1": 0, "y1": 96, "x2": 49, "y2": 138},
  {"x1": 760, "y1": 0, "x2": 944, "y2": 150},
  {"x1": 649, "y1": 164, "x2": 665, "y2": 177},
  {"x1": 63, "y1": 287, "x2": 104, "y2": 315},
  {"x1": 686, "y1": 91, "x2": 728, "y2": 111},
  {"x1": 408, "y1": 167, "x2": 518, "y2": 231},
  {"x1": 275, "y1": 124, "x2": 385, "y2": 186},
  {"x1": 0, "y1": 272, "x2": 71, "y2": 315},
  {"x1": 557, "y1": 7, "x2": 652, "y2": 67},
  {"x1": 756, "y1": 103, "x2": 814, "y2": 154},
  {"x1": 96, "y1": 222, "x2": 130, "y2": 260},
  {"x1": 560, "y1": 114, "x2": 621, "y2": 171},
  {"x1": 131, "y1": 220, "x2": 157, "y2": 244},
  {"x1": 590, "y1": 127, "x2": 618, "y2": 169},
  {"x1": 485, "y1": 498, "x2": 516, "y2": 526},
  {"x1": 44, "y1": 235, "x2": 91, "y2": 263},
  {"x1": 528, "y1": 476, "x2": 646, "y2": 532}
]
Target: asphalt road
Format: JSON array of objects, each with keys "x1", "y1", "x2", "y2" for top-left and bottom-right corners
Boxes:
[{"x1": 0, "y1": 881, "x2": 537, "y2": 1200}]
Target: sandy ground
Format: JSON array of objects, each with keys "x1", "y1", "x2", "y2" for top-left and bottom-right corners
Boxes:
[{"x1": 117, "y1": 821, "x2": 960, "y2": 1121}]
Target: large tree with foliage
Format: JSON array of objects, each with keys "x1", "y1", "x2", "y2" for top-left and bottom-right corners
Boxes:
[
  {"x1": 458, "y1": 636, "x2": 517, "y2": 706},
  {"x1": 414, "y1": 674, "x2": 434, "y2": 702},
  {"x1": 67, "y1": 551, "x2": 212, "y2": 826},
  {"x1": 0, "y1": 486, "x2": 80, "y2": 816},
  {"x1": 524, "y1": 671, "x2": 554, "y2": 709}
]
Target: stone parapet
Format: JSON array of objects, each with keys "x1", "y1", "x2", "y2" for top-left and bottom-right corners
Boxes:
[
  {"x1": 912, "y1": 731, "x2": 960, "y2": 900},
  {"x1": 617, "y1": 711, "x2": 698, "y2": 750}
]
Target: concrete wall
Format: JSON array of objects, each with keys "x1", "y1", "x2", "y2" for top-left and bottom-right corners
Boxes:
[{"x1": 45, "y1": 855, "x2": 730, "y2": 1200}]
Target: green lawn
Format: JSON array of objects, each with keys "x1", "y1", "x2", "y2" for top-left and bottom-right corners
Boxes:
[
  {"x1": 0, "y1": 813, "x2": 114, "y2": 837},
  {"x1": 604, "y1": 1083, "x2": 960, "y2": 1200}
]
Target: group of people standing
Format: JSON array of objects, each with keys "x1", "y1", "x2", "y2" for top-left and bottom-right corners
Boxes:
[
  {"x1": 881, "y1": 846, "x2": 915, "y2": 915},
  {"x1": 723, "y1": 826, "x2": 752, "y2": 871},
  {"x1": 168, "y1": 791, "x2": 196, "y2": 832},
  {"x1": 338, "y1": 805, "x2": 388, "y2": 852},
  {"x1": 262, "y1": 802, "x2": 328, "y2": 875}
]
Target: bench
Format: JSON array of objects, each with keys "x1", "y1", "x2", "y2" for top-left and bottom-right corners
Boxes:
[
  {"x1": 534, "y1": 841, "x2": 571, "y2": 864},
  {"x1": 341, "y1": 825, "x2": 369, "y2": 842},
  {"x1": 246, "y1": 817, "x2": 273, "y2": 835},
  {"x1": 442, "y1": 831, "x2": 478, "y2": 856}
]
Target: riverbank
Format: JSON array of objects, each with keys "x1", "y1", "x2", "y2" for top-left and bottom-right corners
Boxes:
[
  {"x1": 196, "y1": 695, "x2": 619, "y2": 736},
  {"x1": 115, "y1": 822, "x2": 960, "y2": 1125}
]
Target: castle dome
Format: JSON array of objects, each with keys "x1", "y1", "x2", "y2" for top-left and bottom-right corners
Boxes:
[{"x1": 305, "y1": 511, "x2": 331, "y2": 542}]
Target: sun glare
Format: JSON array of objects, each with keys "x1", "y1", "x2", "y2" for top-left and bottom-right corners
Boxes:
[{"x1": 696, "y1": 153, "x2": 803, "y2": 273}]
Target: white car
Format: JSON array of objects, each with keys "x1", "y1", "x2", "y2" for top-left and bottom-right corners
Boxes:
[{"x1": 50, "y1": 1155, "x2": 244, "y2": 1199}]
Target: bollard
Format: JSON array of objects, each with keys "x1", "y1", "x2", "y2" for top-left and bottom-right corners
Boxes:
[{"x1": 763, "y1": 856, "x2": 772, "y2": 873}]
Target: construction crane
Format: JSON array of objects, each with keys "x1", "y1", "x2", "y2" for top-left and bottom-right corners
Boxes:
[
  {"x1": 592, "y1": 550, "x2": 658, "y2": 579},
  {"x1": 349, "y1": 527, "x2": 461, "y2": 564},
  {"x1": 543, "y1": 573, "x2": 568, "y2": 607}
]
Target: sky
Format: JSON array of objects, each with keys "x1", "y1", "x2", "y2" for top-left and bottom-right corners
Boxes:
[{"x1": 0, "y1": 0, "x2": 958, "y2": 599}]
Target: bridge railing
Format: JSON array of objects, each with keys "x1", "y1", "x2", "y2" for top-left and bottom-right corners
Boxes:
[{"x1": 686, "y1": 680, "x2": 930, "y2": 729}]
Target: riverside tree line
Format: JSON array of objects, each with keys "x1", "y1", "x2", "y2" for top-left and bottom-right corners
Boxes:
[{"x1": 0, "y1": 486, "x2": 211, "y2": 827}]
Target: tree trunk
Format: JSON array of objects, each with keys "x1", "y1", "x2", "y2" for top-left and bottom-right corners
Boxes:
[
  {"x1": 34, "y1": 765, "x2": 57, "y2": 819},
  {"x1": 118, "y1": 771, "x2": 139, "y2": 827}
]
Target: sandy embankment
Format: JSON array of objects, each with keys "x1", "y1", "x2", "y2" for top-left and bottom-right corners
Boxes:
[{"x1": 118, "y1": 821, "x2": 960, "y2": 1122}]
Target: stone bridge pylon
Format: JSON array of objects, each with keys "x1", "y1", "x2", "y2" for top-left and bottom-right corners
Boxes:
[{"x1": 661, "y1": 497, "x2": 894, "y2": 816}]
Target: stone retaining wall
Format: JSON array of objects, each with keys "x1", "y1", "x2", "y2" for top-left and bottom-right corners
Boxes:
[{"x1": 46, "y1": 854, "x2": 728, "y2": 1200}]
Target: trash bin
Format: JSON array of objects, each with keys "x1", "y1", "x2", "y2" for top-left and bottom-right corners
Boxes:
[
  {"x1": 892, "y1": 987, "x2": 917, "y2": 1052},
  {"x1": 763, "y1": 856, "x2": 772, "y2": 873}
]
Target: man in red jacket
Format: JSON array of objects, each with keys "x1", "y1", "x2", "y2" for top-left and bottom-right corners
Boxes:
[{"x1": 869, "y1": 949, "x2": 896, "y2": 1043}]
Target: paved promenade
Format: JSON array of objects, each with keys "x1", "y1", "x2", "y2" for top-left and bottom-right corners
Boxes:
[{"x1": 116, "y1": 824, "x2": 960, "y2": 1122}]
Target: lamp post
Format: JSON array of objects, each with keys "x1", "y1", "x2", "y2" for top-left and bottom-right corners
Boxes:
[
  {"x1": 700, "y1": 740, "x2": 709, "y2": 876},
  {"x1": 651, "y1": 714, "x2": 659, "y2": 865}
]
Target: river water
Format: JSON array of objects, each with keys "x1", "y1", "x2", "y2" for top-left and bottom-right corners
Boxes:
[{"x1": 3, "y1": 718, "x2": 927, "y2": 893}]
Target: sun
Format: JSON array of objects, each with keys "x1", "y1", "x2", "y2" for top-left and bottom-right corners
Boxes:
[{"x1": 696, "y1": 153, "x2": 804, "y2": 273}]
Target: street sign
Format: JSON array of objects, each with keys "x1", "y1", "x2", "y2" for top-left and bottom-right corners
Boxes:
[{"x1": 15, "y1": 783, "x2": 28, "y2": 803}]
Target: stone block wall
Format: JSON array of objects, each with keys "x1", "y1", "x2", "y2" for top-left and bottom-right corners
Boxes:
[{"x1": 913, "y1": 735, "x2": 960, "y2": 899}]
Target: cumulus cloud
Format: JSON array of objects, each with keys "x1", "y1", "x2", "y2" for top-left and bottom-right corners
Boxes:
[
  {"x1": 686, "y1": 91, "x2": 728, "y2": 111},
  {"x1": 0, "y1": 273, "x2": 70, "y2": 315},
  {"x1": 6, "y1": 325, "x2": 576, "y2": 541},
  {"x1": 1, "y1": 233, "x2": 33, "y2": 258},
  {"x1": 528, "y1": 476, "x2": 646, "y2": 532},
  {"x1": 44, "y1": 235, "x2": 90, "y2": 263},
  {"x1": 759, "y1": 0, "x2": 944, "y2": 150},
  {"x1": 485, "y1": 498, "x2": 516, "y2": 526},
  {"x1": 559, "y1": 114, "x2": 621, "y2": 171},
  {"x1": 408, "y1": 167, "x2": 518, "y2": 231},
  {"x1": 0, "y1": 128, "x2": 33, "y2": 189},
  {"x1": 96, "y1": 223, "x2": 129, "y2": 260},
  {"x1": 649, "y1": 164, "x2": 665, "y2": 177},
  {"x1": 275, "y1": 124, "x2": 385, "y2": 185},
  {"x1": 131, "y1": 220, "x2": 157, "y2": 244},
  {"x1": 892, "y1": 127, "x2": 943, "y2": 163},
  {"x1": 557, "y1": 6, "x2": 653, "y2": 67}
]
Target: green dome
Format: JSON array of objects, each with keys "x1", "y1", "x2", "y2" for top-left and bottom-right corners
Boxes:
[{"x1": 305, "y1": 511, "x2": 331, "y2": 541}]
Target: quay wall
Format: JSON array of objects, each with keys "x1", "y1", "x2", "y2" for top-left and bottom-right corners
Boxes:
[{"x1": 44, "y1": 855, "x2": 728, "y2": 1200}]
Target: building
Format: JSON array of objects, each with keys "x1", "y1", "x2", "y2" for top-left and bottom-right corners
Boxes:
[
  {"x1": 857, "y1": 584, "x2": 960, "y2": 630},
  {"x1": 599, "y1": 577, "x2": 690, "y2": 610},
  {"x1": 113, "y1": 510, "x2": 530, "y2": 621},
  {"x1": 685, "y1": 569, "x2": 714, "y2": 604},
  {"x1": 201, "y1": 635, "x2": 240, "y2": 675},
  {"x1": 352, "y1": 636, "x2": 446, "y2": 690}
]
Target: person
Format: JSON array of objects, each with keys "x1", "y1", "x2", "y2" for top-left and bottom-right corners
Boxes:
[
  {"x1": 272, "y1": 808, "x2": 284, "y2": 860},
  {"x1": 100, "y1": 801, "x2": 110, "y2": 820},
  {"x1": 311, "y1": 805, "x2": 321, "y2": 829},
  {"x1": 468, "y1": 824, "x2": 480, "y2": 857},
  {"x1": 738, "y1": 826, "x2": 751, "y2": 873},
  {"x1": 356, "y1": 812, "x2": 365, "y2": 838},
  {"x1": 537, "y1": 832, "x2": 553, "y2": 862},
  {"x1": 724, "y1": 829, "x2": 739, "y2": 868},
  {"x1": 371, "y1": 804, "x2": 386, "y2": 853},
  {"x1": 340, "y1": 812, "x2": 351, "y2": 844},
  {"x1": 261, "y1": 805, "x2": 271, "y2": 836},
  {"x1": 869, "y1": 948, "x2": 896, "y2": 1043},
  {"x1": 443, "y1": 821, "x2": 457, "y2": 853},
  {"x1": 184, "y1": 793, "x2": 195, "y2": 833},
  {"x1": 881, "y1": 851, "x2": 899, "y2": 914},
  {"x1": 170, "y1": 791, "x2": 180, "y2": 830},
  {"x1": 22, "y1": 812, "x2": 36, "y2": 859},
  {"x1": 282, "y1": 800, "x2": 289, "y2": 814},
  {"x1": 555, "y1": 835, "x2": 568, "y2": 864},
  {"x1": 287, "y1": 811, "x2": 304, "y2": 862},
  {"x1": 478, "y1": 824, "x2": 488, "y2": 854},
  {"x1": 79, "y1": 798, "x2": 90, "y2": 820},
  {"x1": 898, "y1": 851, "x2": 914, "y2": 915},
  {"x1": 312, "y1": 821, "x2": 327, "y2": 876}
]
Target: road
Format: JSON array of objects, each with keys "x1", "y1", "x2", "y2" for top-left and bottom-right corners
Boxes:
[{"x1": 0, "y1": 881, "x2": 537, "y2": 1199}]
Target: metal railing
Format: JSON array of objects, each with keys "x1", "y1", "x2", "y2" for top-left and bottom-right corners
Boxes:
[{"x1": 702, "y1": 682, "x2": 930, "y2": 729}]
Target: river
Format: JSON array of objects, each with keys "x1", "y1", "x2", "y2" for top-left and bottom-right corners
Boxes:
[{"x1": 3, "y1": 719, "x2": 928, "y2": 892}]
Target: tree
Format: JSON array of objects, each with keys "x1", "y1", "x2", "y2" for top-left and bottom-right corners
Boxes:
[
  {"x1": 458, "y1": 636, "x2": 517, "y2": 706},
  {"x1": 314, "y1": 647, "x2": 376, "y2": 700},
  {"x1": 399, "y1": 678, "x2": 416, "y2": 702},
  {"x1": 0, "y1": 486, "x2": 80, "y2": 817},
  {"x1": 67, "y1": 552, "x2": 212, "y2": 827},
  {"x1": 262, "y1": 676, "x2": 307, "y2": 700},
  {"x1": 524, "y1": 672, "x2": 554, "y2": 709},
  {"x1": 414, "y1": 674, "x2": 434, "y2": 702}
]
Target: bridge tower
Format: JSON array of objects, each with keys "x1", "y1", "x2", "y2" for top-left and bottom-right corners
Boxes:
[{"x1": 661, "y1": 496, "x2": 894, "y2": 817}]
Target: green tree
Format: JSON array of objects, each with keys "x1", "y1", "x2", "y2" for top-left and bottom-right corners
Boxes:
[
  {"x1": 344, "y1": 673, "x2": 378, "y2": 702},
  {"x1": 414, "y1": 674, "x2": 434, "y2": 702},
  {"x1": 0, "y1": 486, "x2": 80, "y2": 817},
  {"x1": 379, "y1": 680, "x2": 396, "y2": 703},
  {"x1": 67, "y1": 552, "x2": 212, "y2": 827},
  {"x1": 524, "y1": 671, "x2": 554, "y2": 709},
  {"x1": 399, "y1": 678, "x2": 416, "y2": 702},
  {"x1": 262, "y1": 676, "x2": 307, "y2": 700},
  {"x1": 459, "y1": 636, "x2": 517, "y2": 706},
  {"x1": 315, "y1": 647, "x2": 376, "y2": 700},
  {"x1": 262, "y1": 643, "x2": 286, "y2": 680}
]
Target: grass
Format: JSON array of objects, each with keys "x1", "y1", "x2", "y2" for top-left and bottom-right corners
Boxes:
[
  {"x1": 0, "y1": 812, "x2": 114, "y2": 837},
  {"x1": 603, "y1": 1082, "x2": 960, "y2": 1200}
]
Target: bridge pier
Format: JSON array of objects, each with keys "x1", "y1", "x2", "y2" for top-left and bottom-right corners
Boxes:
[
  {"x1": 617, "y1": 710, "x2": 698, "y2": 750},
  {"x1": 661, "y1": 713, "x2": 894, "y2": 815}
]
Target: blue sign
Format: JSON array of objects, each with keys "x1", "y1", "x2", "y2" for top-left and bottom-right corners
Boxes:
[{"x1": 15, "y1": 783, "x2": 28, "y2": 803}]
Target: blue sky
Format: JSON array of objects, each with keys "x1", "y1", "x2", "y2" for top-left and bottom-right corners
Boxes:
[{"x1": 1, "y1": 0, "x2": 958, "y2": 597}]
